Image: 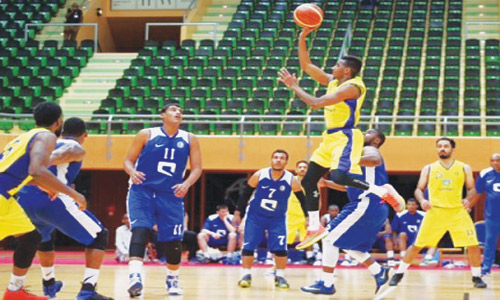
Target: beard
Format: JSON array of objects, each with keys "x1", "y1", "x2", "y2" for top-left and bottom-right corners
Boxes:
[
  {"x1": 272, "y1": 167, "x2": 283, "y2": 172},
  {"x1": 54, "y1": 127, "x2": 62, "y2": 137},
  {"x1": 439, "y1": 153, "x2": 450, "y2": 159}
]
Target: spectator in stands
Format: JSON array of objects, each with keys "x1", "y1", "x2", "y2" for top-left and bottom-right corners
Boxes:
[
  {"x1": 197, "y1": 204, "x2": 237, "y2": 263},
  {"x1": 321, "y1": 204, "x2": 340, "y2": 227},
  {"x1": 391, "y1": 198, "x2": 426, "y2": 259},
  {"x1": 64, "y1": 3, "x2": 83, "y2": 41},
  {"x1": 115, "y1": 214, "x2": 132, "y2": 263}
]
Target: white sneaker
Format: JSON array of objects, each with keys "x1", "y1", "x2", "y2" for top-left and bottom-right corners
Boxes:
[
  {"x1": 166, "y1": 275, "x2": 184, "y2": 295},
  {"x1": 340, "y1": 260, "x2": 352, "y2": 267}
]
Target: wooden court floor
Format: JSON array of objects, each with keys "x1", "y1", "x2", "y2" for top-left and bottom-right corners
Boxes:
[{"x1": 1, "y1": 262, "x2": 499, "y2": 300}]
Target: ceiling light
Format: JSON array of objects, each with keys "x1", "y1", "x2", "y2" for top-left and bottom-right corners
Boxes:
[{"x1": 478, "y1": 5, "x2": 484, "y2": 8}]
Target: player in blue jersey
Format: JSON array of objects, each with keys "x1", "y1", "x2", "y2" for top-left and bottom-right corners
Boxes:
[
  {"x1": 124, "y1": 103, "x2": 202, "y2": 297},
  {"x1": 233, "y1": 149, "x2": 307, "y2": 289},
  {"x1": 468, "y1": 153, "x2": 500, "y2": 276},
  {"x1": 197, "y1": 204, "x2": 237, "y2": 263},
  {"x1": 301, "y1": 129, "x2": 404, "y2": 296},
  {"x1": 1, "y1": 102, "x2": 86, "y2": 300},
  {"x1": 17, "y1": 118, "x2": 113, "y2": 300},
  {"x1": 391, "y1": 198, "x2": 425, "y2": 259}
]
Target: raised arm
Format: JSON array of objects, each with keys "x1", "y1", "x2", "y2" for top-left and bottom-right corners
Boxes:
[
  {"x1": 123, "y1": 129, "x2": 149, "y2": 184},
  {"x1": 298, "y1": 28, "x2": 333, "y2": 86},
  {"x1": 172, "y1": 133, "x2": 202, "y2": 197},
  {"x1": 414, "y1": 165, "x2": 431, "y2": 211}
]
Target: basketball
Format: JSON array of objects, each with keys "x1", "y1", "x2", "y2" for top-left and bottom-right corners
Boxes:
[{"x1": 293, "y1": 3, "x2": 324, "y2": 29}]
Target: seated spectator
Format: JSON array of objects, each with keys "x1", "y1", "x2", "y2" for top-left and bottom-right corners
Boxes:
[
  {"x1": 321, "y1": 204, "x2": 340, "y2": 227},
  {"x1": 197, "y1": 204, "x2": 237, "y2": 263},
  {"x1": 391, "y1": 198, "x2": 426, "y2": 258},
  {"x1": 372, "y1": 218, "x2": 396, "y2": 266},
  {"x1": 115, "y1": 213, "x2": 132, "y2": 263}
]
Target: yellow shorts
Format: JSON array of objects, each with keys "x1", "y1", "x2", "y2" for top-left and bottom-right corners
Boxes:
[
  {"x1": 414, "y1": 206, "x2": 478, "y2": 248},
  {"x1": 0, "y1": 195, "x2": 35, "y2": 241},
  {"x1": 310, "y1": 128, "x2": 363, "y2": 174},
  {"x1": 287, "y1": 219, "x2": 307, "y2": 244}
]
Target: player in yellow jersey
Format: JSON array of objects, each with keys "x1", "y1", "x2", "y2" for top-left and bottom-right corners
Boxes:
[
  {"x1": 278, "y1": 27, "x2": 404, "y2": 250},
  {"x1": 389, "y1": 137, "x2": 486, "y2": 289},
  {"x1": 0, "y1": 102, "x2": 86, "y2": 300}
]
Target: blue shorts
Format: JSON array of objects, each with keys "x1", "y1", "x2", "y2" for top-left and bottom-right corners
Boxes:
[
  {"x1": 18, "y1": 187, "x2": 104, "y2": 245},
  {"x1": 126, "y1": 184, "x2": 184, "y2": 242},
  {"x1": 243, "y1": 213, "x2": 287, "y2": 252},
  {"x1": 399, "y1": 232, "x2": 417, "y2": 247},
  {"x1": 208, "y1": 236, "x2": 229, "y2": 247},
  {"x1": 324, "y1": 196, "x2": 389, "y2": 252},
  {"x1": 372, "y1": 233, "x2": 392, "y2": 251}
]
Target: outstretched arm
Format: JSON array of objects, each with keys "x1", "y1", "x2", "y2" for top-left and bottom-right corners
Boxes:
[{"x1": 298, "y1": 28, "x2": 333, "y2": 86}]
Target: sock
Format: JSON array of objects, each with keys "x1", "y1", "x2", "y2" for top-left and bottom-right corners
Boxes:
[
  {"x1": 8, "y1": 274, "x2": 26, "y2": 291},
  {"x1": 321, "y1": 271, "x2": 335, "y2": 287},
  {"x1": 387, "y1": 250, "x2": 394, "y2": 259},
  {"x1": 368, "y1": 184, "x2": 387, "y2": 197},
  {"x1": 167, "y1": 269, "x2": 180, "y2": 277},
  {"x1": 266, "y1": 252, "x2": 272, "y2": 259},
  {"x1": 306, "y1": 250, "x2": 314, "y2": 259},
  {"x1": 368, "y1": 262, "x2": 382, "y2": 276},
  {"x1": 308, "y1": 211, "x2": 320, "y2": 230},
  {"x1": 129, "y1": 260, "x2": 143, "y2": 276},
  {"x1": 400, "y1": 250, "x2": 407, "y2": 258},
  {"x1": 41, "y1": 266, "x2": 55, "y2": 281},
  {"x1": 276, "y1": 269, "x2": 285, "y2": 277},
  {"x1": 227, "y1": 252, "x2": 233, "y2": 258},
  {"x1": 396, "y1": 261, "x2": 410, "y2": 274},
  {"x1": 241, "y1": 268, "x2": 251, "y2": 277},
  {"x1": 471, "y1": 267, "x2": 481, "y2": 277},
  {"x1": 82, "y1": 268, "x2": 100, "y2": 286}
]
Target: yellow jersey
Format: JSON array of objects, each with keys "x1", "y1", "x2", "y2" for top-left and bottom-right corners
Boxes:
[
  {"x1": 287, "y1": 176, "x2": 306, "y2": 221},
  {"x1": 427, "y1": 160, "x2": 465, "y2": 208},
  {"x1": 324, "y1": 77, "x2": 366, "y2": 130},
  {"x1": 0, "y1": 128, "x2": 49, "y2": 197}
]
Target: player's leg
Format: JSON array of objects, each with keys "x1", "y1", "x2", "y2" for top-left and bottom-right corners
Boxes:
[
  {"x1": 37, "y1": 230, "x2": 64, "y2": 299},
  {"x1": 344, "y1": 250, "x2": 390, "y2": 293},
  {"x1": 384, "y1": 234, "x2": 395, "y2": 267},
  {"x1": 268, "y1": 217, "x2": 289, "y2": 288},
  {"x1": 482, "y1": 220, "x2": 500, "y2": 276},
  {"x1": 399, "y1": 232, "x2": 408, "y2": 257},
  {"x1": 227, "y1": 232, "x2": 237, "y2": 259},
  {"x1": 238, "y1": 215, "x2": 264, "y2": 287},
  {"x1": 301, "y1": 238, "x2": 337, "y2": 295},
  {"x1": 196, "y1": 231, "x2": 211, "y2": 261}
]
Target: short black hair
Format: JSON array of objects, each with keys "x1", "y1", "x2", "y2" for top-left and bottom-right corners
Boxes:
[
  {"x1": 296, "y1": 160, "x2": 308, "y2": 167},
  {"x1": 341, "y1": 55, "x2": 362, "y2": 77},
  {"x1": 216, "y1": 204, "x2": 228, "y2": 211},
  {"x1": 436, "y1": 137, "x2": 456, "y2": 148},
  {"x1": 371, "y1": 128, "x2": 386, "y2": 147},
  {"x1": 272, "y1": 149, "x2": 289, "y2": 160},
  {"x1": 328, "y1": 204, "x2": 339, "y2": 210},
  {"x1": 33, "y1": 102, "x2": 62, "y2": 127},
  {"x1": 160, "y1": 103, "x2": 182, "y2": 113},
  {"x1": 62, "y1": 117, "x2": 86, "y2": 137},
  {"x1": 407, "y1": 198, "x2": 417, "y2": 204}
]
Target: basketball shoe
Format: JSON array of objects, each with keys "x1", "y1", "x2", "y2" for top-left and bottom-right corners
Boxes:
[
  {"x1": 381, "y1": 184, "x2": 405, "y2": 212},
  {"x1": 166, "y1": 275, "x2": 184, "y2": 295},
  {"x1": 42, "y1": 279, "x2": 63, "y2": 298},
  {"x1": 2, "y1": 288, "x2": 49, "y2": 300},
  {"x1": 300, "y1": 280, "x2": 335, "y2": 295},
  {"x1": 238, "y1": 274, "x2": 251, "y2": 288},
  {"x1": 127, "y1": 273, "x2": 142, "y2": 297},
  {"x1": 296, "y1": 225, "x2": 328, "y2": 250},
  {"x1": 75, "y1": 283, "x2": 113, "y2": 300}
]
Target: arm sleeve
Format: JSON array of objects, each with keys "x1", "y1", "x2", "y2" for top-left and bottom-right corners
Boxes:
[
  {"x1": 236, "y1": 184, "x2": 255, "y2": 216},
  {"x1": 294, "y1": 190, "x2": 307, "y2": 216},
  {"x1": 475, "y1": 174, "x2": 486, "y2": 193}
]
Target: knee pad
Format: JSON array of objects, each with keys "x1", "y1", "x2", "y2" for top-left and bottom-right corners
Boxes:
[
  {"x1": 271, "y1": 250, "x2": 287, "y2": 257},
  {"x1": 38, "y1": 239, "x2": 55, "y2": 252},
  {"x1": 14, "y1": 230, "x2": 41, "y2": 269},
  {"x1": 242, "y1": 250, "x2": 254, "y2": 257},
  {"x1": 330, "y1": 169, "x2": 349, "y2": 185},
  {"x1": 88, "y1": 228, "x2": 109, "y2": 250},
  {"x1": 163, "y1": 240, "x2": 182, "y2": 265},
  {"x1": 130, "y1": 228, "x2": 150, "y2": 258}
]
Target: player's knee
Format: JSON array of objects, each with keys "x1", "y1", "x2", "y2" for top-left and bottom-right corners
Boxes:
[
  {"x1": 164, "y1": 240, "x2": 182, "y2": 265},
  {"x1": 330, "y1": 169, "x2": 349, "y2": 185},
  {"x1": 242, "y1": 250, "x2": 254, "y2": 257},
  {"x1": 38, "y1": 238, "x2": 55, "y2": 252},
  {"x1": 14, "y1": 230, "x2": 41, "y2": 269},
  {"x1": 399, "y1": 232, "x2": 407, "y2": 240},
  {"x1": 130, "y1": 228, "x2": 150, "y2": 258},
  {"x1": 271, "y1": 250, "x2": 287, "y2": 257},
  {"x1": 88, "y1": 228, "x2": 108, "y2": 250},
  {"x1": 228, "y1": 232, "x2": 237, "y2": 240},
  {"x1": 197, "y1": 232, "x2": 209, "y2": 241}
]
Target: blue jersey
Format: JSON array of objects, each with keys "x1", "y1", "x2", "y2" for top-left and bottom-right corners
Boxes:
[
  {"x1": 346, "y1": 160, "x2": 389, "y2": 202},
  {"x1": 247, "y1": 168, "x2": 294, "y2": 218},
  {"x1": 134, "y1": 127, "x2": 190, "y2": 192},
  {"x1": 203, "y1": 213, "x2": 234, "y2": 238},
  {"x1": 391, "y1": 210, "x2": 426, "y2": 237},
  {"x1": 476, "y1": 167, "x2": 500, "y2": 221}
]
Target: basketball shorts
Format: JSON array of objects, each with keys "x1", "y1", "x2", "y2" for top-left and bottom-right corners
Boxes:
[
  {"x1": 310, "y1": 128, "x2": 363, "y2": 173},
  {"x1": 414, "y1": 206, "x2": 478, "y2": 248},
  {"x1": 286, "y1": 218, "x2": 307, "y2": 244},
  {"x1": 243, "y1": 213, "x2": 287, "y2": 252},
  {"x1": 0, "y1": 194, "x2": 35, "y2": 241},
  {"x1": 324, "y1": 196, "x2": 389, "y2": 252},
  {"x1": 127, "y1": 184, "x2": 184, "y2": 242},
  {"x1": 18, "y1": 187, "x2": 104, "y2": 245}
]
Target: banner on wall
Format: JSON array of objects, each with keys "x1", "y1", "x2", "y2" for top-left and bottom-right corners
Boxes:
[{"x1": 111, "y1": 0, "x2": 192, "y2": 10}]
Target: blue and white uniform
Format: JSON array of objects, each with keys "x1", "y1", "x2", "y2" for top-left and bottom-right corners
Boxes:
[
  {"x1": 203, "y1": 213, "x2": 234, "y2": 247},
  {"x1": 242, "y1": 168, "x2": 294, "y2": 252},
  {"x1": 324, "y1": 161, "x2": 389, "y2": 252},
  {"x1": 391, "y1": 209, "x2": 426, "y2": 246},
  {"x1": 18, "y1": 138, "x2": 104, "y2": 245},
  {"x1": 475, "y1": 167, "x2": 500, "y2": 271},
  {"x1": 127, "y1": 127, "x2": 190, "y2": 242}
]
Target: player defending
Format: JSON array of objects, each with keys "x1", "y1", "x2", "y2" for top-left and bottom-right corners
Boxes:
[
  {"x1": 278, "y1": 28, "x2": 403, "y2": 249},
  {"x1": 233, "y1": 150, "x2": 307, "y2": 289},
  {"x1": 389, "y1": 137, "x2": 486, "y2": 288},
  {"x1": 17, "y1": 118, "x2": 112, "y2": 300},
  {"x1": 124, "y1": 103, "x2": 202, "y2": 297},
  {"x1": 0, "y1": 102, "x2": 86, "y2": 300}
]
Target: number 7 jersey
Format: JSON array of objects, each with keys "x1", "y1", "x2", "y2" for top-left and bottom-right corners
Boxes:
[
  {"x1": 247, "y1": 167, "x2": 294, "y2": 218},
  {"x1": 134, "y1": 127, "x2": 190, "y2": 192}
]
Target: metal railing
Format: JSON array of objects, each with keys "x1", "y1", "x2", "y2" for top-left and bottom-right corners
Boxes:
[
  {"x1": 144, "y1": 22, "x2": 220, "y2": 46},
  {"x1": 24, "y1": 23, "x2": 99, "y2": 53},
  {"x1": 183, "y1": 0, "x2": 200, "y2": 22}
]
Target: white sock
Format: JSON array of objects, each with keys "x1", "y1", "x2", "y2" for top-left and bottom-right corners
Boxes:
[
  {"x1": 241, "y1": 268, "x2": 251, "y2": 277},
  {"x1": 167, "y1": 269, "x2": 180, "y2": 277},
  {"x1": 396, "y1": 261, "x2": 410, "y2": 274},
  {"x1": 276, "y1": 269, "x2": 285, "y2": 277},
  {"x1": 41, "y1": 266, "x2": 55, "y2": 281},
  {"x1": 368, "y1": 263, "x2": 382, "y2": 276},
  {"x1": 129, "y1": 260, "x2": 143, "y2": 276},
  {"x1": 306, "y1": 250, "x2": 314, "y2": 259},
  {"x1": 8, "y1": 274, "x2": 25, "y2": 291},
  {"x1": 387, "y1": 250, "x2": 394, "y2": 259},
  {"x1": 83, "y1": 268, "x2": 100, "y2": 286},
  {"x1": 368, "y1": 184, "x2": 387, "y2": 197},
  {"x1": 400, "y1": 250, "x2": 407, "y2": 258},
  {"x1": 321, "y1": 271, "x2": 335, "y2": 287},
  {"x1": 308, "y1": 211, "x2": 320, "y2": 230},
  {"x1": 471, "y1": 267, "x2": 481, "y2": 277},
  {"x1": 227, "y1": 252, "x2": 233, "y2": 258},
  {"x1": 266, "y1": 252, "x2": 272, "y2": 259}
]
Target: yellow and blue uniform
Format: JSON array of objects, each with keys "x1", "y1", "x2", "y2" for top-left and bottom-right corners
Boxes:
[
  {"x1": 0, "y1": 128, "x2": 49, "y2": 240},
  {"x1": 310, "y1": 77, "x2": 366, "y2": 173},
  {"x1": 286, "y1": 176, "x2": 306, "y2": 244},
  {"x1": 414, "y1": 160, "x2": 478, "y2": 247}
]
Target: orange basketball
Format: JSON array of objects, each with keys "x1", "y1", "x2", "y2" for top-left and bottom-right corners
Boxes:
[{"x1": 293, "y1": 3, "x2": 324, "y2": 29}]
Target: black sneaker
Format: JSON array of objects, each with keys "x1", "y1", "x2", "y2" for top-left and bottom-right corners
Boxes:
[
  {"x1": 389, "y1": 273, "x2": 404, "y2": 286},
  {"x1": 76, "y1": 283, "x2": 114, "y2": 300},
  {"x1": 472, "y1": 276, "x2": 487, "y2": 288}
]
